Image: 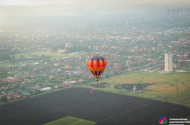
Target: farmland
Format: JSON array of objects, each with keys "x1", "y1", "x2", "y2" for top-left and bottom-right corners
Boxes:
[
  {"x1": 0, "y1": 88, "x2": 190, "y2": 125},
  {"x1": 43, "y1": 116, "x2": 96, "y2": 125},
  {"x1": 170, "y1": 33, "x2": 190, "y2": 39},
  {"x1": 82, "y1": 73, "x2": 190, "y2": 108}
]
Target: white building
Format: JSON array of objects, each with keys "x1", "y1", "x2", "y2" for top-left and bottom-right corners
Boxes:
[
  {"x1": 165, "y1": 53, "x2": 173, "y2": 72},
  {"x1": 70, "y1": 81, "x2": 77, "y2": 84},
  {"x1": 40, "y1": 87, "x2": 52, "y2": 92},
  {"x1": 65, "y1": 43, "x2": 73, "y2": 48}
]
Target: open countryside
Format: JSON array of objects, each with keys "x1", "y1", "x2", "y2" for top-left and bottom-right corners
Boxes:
[{"x1": 0, "y1": 88, "x2": 190, "y2": 125}]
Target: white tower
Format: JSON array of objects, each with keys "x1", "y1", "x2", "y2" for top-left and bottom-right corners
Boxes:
[
  {"x1": 165, "y1": 53, "x2": 173, "y2": 72},
  {"x1": 133, "y1": 85, "x2": 136, "y2": 92}
]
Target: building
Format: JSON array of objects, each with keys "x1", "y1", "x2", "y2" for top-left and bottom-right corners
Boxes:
[
  {"x1": 40, "y1": 87, "x2": 52, "y2": 92},
  {"x1": 22, "y1": 91, "x2": 31, "y2": 96},
  {"x1": 177, "y1": 60, "x2": 190, "y2": 67},
  {"x1": 165, "y1": 53, "x2": 173, "y2": 72},
  {"x1": 178, "y1": 37, "x2": 190, "y2": 42},
  {"x1": 88, "y1": 45, "x2": 100, "y2": 52},
  {"x1": 58, "y1": 49, "x2": 66, "y2": 53},
  {"x1": 65, "y1": 43, "x2": 73, "y2": 48},
  {"x1": 93, "y1": 45, "x2": 100, "y2": 51}
]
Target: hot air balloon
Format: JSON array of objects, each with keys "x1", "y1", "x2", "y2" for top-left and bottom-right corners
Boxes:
[{"x1": 86, "y1": 55, "x2": 107, "y2": 95}]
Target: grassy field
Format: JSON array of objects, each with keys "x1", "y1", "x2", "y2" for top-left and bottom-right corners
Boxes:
[
  {"x1": 78, "y1": 73, "x2": 190, "y2": 108},
  {"x1": 170, "y1": 33, "x2": 190, "y2": 39},
  {"x1": 43, "y1": 116, "x2": 96, "y2": 125},
  {"x1": 181, "y1": 69, "x2": 190, "y2": 72},
  {"x1": 12, "y1": 51, "x2": 65, "y2": 59},
  {"x1": 1, "y1": 51, "x2": 66, "y2": 66},
  {"x1": 0, "y1": 60, "x2": 14, "y2": 66}
]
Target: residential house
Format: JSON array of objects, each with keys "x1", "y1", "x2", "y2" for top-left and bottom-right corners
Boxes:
[
  {"x1": 2, "y1": 90, "x2": 7, "y2": 95},
  {"x1": 1, "y1": 85, "x2": 8, "y2": 90},
  {"x1": 29, "y1": 86, "x2": 40, "y2": 91},
  {"x1": 53, "y1": 63, "x2": 60, "y2": 66},
  {"x1": 49, "y1": 74, "x2": 56, "y2": 79},
  {"x1": 65, "y1": 65, "x2": 73, "y2": 69},
  {"x1": 70, "y1": 81, "x2": 77, "y2": 84},
  {"x1": 7, "y1": 95, "x2": 15, "y2": 100},
  {"x1": 14, "y1": 94, "x2": 21, "y2": 99},
  {"x1": 78, "y1": 79, "x2": 84, "y2": 83},
  {"x1": 61, "y1": 83, "x2": 66, "y2": 88},
  {"x1": 54, "y1": 85, "x2": 61, "y2": 89},
  {"x1": 42, "y1": 83, "x2": 52, "y2": 87},
  {"x1": 22, "y1": 91, "x2": 31, "y2": 96},
  {"x1": 55, "y1": 75, "x2": 61, "y2": 79}
]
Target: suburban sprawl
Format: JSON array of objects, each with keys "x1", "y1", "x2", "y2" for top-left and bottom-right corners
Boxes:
[{"x1": 0, "y1": 11, "x2": 190, "y2": 105}]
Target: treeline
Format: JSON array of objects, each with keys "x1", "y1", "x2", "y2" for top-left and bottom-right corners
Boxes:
[
  {"x1": 0, "y1": 53, "x2": 11, "y2": 61},
  {"x1": 66, "y1": 47, "x2": 90, "y2": 53}
]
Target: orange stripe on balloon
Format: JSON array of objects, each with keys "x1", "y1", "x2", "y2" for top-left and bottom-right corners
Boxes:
[
  {"x1": 93, "y1": 60, "x2": 97, "y2": 68},
  {"x1": 99, "y1": 60, "x2": 103, "y2": 67},
  {"x1": 105, "y1": 60, "x2": 107, "y2": 66},
  {"x1": 88, "y1": 60, "x2": 91, "y2": 67}
]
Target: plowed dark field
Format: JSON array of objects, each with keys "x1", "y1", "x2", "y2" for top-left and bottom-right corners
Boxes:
[{"x1": 0, "y1": 88, "x2": 190, "y2": 125}]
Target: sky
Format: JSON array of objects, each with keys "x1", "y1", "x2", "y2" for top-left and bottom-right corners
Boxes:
[
  {"x1": 0, "y1": 0, "x2": 190, "y2": 23},
  {"x1": 0, "y1": 0, "x2": 190, "y2": 5}
]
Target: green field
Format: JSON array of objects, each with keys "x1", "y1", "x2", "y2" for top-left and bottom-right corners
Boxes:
[
  {"x1": 1, "y1": 51, "x2": 66, "y2": 66},
  {"x1": 76, "y1": 73, "x2": 190, "y2": 108},
  {"x1": 12, "y1": 51, "x2": 65, "y2": 59},
  {"x1": 181, "y1": 69, "x2": 190, "y2": 72},
  {"x1": 171, "y1": 33, "x2": 190, "y2": 39},
  {"x1": 43, "y1": 116, "x2": 96, "y2": 125}
]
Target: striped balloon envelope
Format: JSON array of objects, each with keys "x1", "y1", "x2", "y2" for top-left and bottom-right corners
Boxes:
[{"x1": 86, "y1": 55, "x2": 107, "y2": 82}]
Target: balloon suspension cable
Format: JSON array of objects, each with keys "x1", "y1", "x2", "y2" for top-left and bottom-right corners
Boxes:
[{"x1": 90, "y1": 80, "x2": 98, "y2": 95}]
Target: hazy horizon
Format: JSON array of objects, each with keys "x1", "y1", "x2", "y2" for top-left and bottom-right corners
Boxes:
[
  {"x1": 1, "y1": 0, "x2": 190, "y2": 6},
  {"x1": 0, "y1": 0, "x2": 190, "y2": 27},
  {"x1": 1, "y1": 0, "x2": 190, "y2": 17}
]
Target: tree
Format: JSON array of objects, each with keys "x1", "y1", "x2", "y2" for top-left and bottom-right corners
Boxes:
[
  {"x1": 121, "y1": 66, "x2": 127, "y2": 70},
  {"x1": 33, "y1": 90, "x2": 41, "y2": 95},
  {"x1": 12, "y1": 56, "x2": 15, "y2": 60},
  {"x1": 25, "y1": 76, "x2": 32, "y2": 80},
  {"x1": 1, "y1": 96, "x2": 8, "y2": 103},
  {"x1": 139, "y1": 61, "x2": 146, "y2": 66}
]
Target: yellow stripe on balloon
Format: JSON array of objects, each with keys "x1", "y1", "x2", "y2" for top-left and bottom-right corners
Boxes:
[
  {"x1": 93, "y1": 60, "x2": 97, "y2": 68},
  {"x1": 99, "y1": 60, "x2": 103, "y2": 67}
]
